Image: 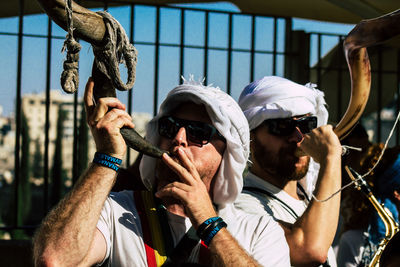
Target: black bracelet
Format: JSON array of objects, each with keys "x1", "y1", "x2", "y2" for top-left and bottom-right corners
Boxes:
[
  {"x1": 93, "y1": 152, "x2": 122, "y2": 172},
  {"x1": 202, "y1": 220, "x2": 227, "y2": 246},
  {"x1": 196, "y1": 217, "x2": 220, "y2": 239}
]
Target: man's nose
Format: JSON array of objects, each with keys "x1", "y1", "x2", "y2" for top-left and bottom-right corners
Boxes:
[
  {"x1": 287, "y1": 126, "x2": 304, "y2": 143},
  {"x1": 172, "y1": 127, "x2": 188, "y2": 146}
]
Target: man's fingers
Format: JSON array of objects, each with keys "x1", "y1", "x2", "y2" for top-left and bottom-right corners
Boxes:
[
  {"x1": 176, "y1": 148, "x2": 200, "y2": 181},
  {"x1": 84, "y1": 77, "x2": 95, "y2": 114},
  {"x1": 162, "y1": 153, "x2": 195, "y2": 185},
  {"x1": 89, "y1": 98, "x2": 127, "y2": 125},
  {"x1": 155, "y1": 182, "x2": 190, "y2": 200},
  {"x1": 96, "y1": 109, "x2": 135, "y2": 131}
]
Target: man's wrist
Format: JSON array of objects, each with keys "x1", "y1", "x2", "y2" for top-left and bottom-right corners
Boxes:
[
  {"x1": 196, "y1": 216, "x2": 227, "y2": 246},
  {"x1": 93, "y1": 152, "x2": 123, "y2": 172}
]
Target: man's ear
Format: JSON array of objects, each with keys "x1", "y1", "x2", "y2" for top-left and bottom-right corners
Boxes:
[{"x1": 393, "y1": 189, "x2": 400, "y2": 202}]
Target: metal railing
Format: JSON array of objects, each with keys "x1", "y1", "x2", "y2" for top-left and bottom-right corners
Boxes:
[{"x1": 0, "y1": 0, "x2": 399, "y2": 238}]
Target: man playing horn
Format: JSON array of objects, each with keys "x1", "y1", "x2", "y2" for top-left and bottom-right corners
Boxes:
[
  {"x1": 234, "y1": 76, "x2": 342, "y2": 266},
  {"x1": 33, "y1": 77, "x2": 290, "y2": 266}
]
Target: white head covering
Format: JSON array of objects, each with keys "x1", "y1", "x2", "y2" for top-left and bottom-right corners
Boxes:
[
  {"x1": 238, "y1": 76, "x2": 329, "y2": 195},
  {"x1": 139, "y1": 77, "x2": 250, "y2": 206}
]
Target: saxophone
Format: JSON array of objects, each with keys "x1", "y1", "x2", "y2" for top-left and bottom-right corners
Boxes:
[{"x1": 344, "y1": 166, "x2": 399, "y2": 267}]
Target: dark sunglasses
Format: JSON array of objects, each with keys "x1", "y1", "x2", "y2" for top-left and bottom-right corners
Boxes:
[
  {"x1": 158, "y1": 116, "x2": 226, "y2": 145},
  {"x1": 263, "y1": 116, "x2": 318, "y2": 136}
]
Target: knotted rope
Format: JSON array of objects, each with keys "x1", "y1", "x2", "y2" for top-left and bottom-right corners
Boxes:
[
  {"x1": 93, "y1": 11, "x2": 137, "y2": 91},
  {"x1": 61, "y1": 0, "x2": 81, "y2": 93},
  {"x1": 61, "y1": 1, "x2": 138, "y2": 93}
]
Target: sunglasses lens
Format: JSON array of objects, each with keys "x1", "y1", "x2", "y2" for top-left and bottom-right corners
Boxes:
[
  {"x1": 265, "y1": 116, "x2": 318, "y2": 136},
  {"x1": 267, "y1": 119, "x2": 294, "y2": 135},
  {"x1": 187, "y1": 123, "x2": 212, "y2": 145},
  {"x1": 298, "y1": 117, "x2": 317, "y2": 134},
  {"x1": 158, "y1": 116, "x2": 222, "y2": 145},
  {"x1": 159, "y1": 117, "x2": 177, "y2": 139}
]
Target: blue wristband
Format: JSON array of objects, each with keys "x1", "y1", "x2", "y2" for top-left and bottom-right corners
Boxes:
[
  {"x1": 203, "y1": 220, "x2": 227, "y2": 246},
  {"x1": 94, "y1": 152, "x2": 122, "y2": 165},
  {"x1": 93, "y1": 152, "x2": 122, "y2": 172},
  {"x1": 196, "y1": 217, "x2": 220, "y2": 238}
]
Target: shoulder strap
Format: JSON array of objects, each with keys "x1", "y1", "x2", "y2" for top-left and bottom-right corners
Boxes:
[
  {"x1": 134, "y1": 191, "x2": 210, "y2": 266},
  {"x1": 134, "y1": 190, "x2": 169, "y2": 267}
]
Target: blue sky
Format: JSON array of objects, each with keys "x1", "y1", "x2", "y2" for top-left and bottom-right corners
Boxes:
[{"x1": 0, "y1": 1, "x2": 355, "y2": 117}]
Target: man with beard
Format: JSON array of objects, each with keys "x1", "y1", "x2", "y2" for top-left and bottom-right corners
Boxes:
[
  {"x1": 33, "y1": 77, "x2": 290, "y2": 267},
  {"x1": 234, "y1": 76, "x2": 342, "y2": 266}
]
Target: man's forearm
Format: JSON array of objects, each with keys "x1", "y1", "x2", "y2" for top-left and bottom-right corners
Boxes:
[
  {"x1": 288, "y1": 153, "x2": 341, "y2": 264},
  {"x1": 209, "y1": 228, "x2": 260, "y2": 266},
  {"x1": 33, "y1": 164, "x2": 117, "y2": 267}
]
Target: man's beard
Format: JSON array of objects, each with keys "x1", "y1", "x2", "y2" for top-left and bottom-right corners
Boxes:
[{"x1": 252, "y1": 136, "x2": 310, "y2": 181}]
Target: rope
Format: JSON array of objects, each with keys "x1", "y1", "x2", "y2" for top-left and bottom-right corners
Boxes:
[
  {"x1": 61, "y1": 0, "x2": 81, "y2": 93},
  {"x1": 92, "y1": 11, "x2": 137, "y2": 91},
  {"x1": 312, "y1": 108, "x2": 400, "y2": 203},
  {"x1": 60, "y1": 2, "x2": 137, "y2": 93}
]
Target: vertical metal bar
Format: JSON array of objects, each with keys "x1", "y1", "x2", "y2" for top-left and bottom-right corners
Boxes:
[
  {"x1": 250, "y1": 15, "x2": 255, "y2": 82},
  {"x1": 13, "y1": 0, "x2": 24, "y2": 226},
  {"x1": 179, "y1": 9, "x2": 185, "y2": 81},
  {"x1": 72, "y1": 90, "x2": 78, "y2": 182},
  {"x1": 317, "y1": 34, "x2": 322, "y2": 87},
  {"x1": 227, "y1": 13, "x2": 233, "y2": 95},
  {"x1": 377, "y1": 46, "x2": 383, "y2": 142},
  {"x1": 43, "y1": 18, "x2": 52, "y2": 213},
  {"x1": 72, "y1": 0, "x2": 81, "y2": 185},
  {"x1": 336, "y1": 36, "x2": 343, "y2": 122},
  {"x1": 284, "y1": 17, "x2": 292, "y2": 79},
  {"x1": 126, "y1": 3, "x2": 135, "y2": 166},
  {"x1": 203, "y1": 11, "x2": 209, "y2": 84},
  {"x1": 272, "y1": 17, "x2": 277, "y2": 76},
  {"x1": 153, "y1": 6, "x2": 160, "y2": 116}
]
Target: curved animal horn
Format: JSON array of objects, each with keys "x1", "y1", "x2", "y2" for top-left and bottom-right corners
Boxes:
[
  {"x1": 37, "y1": 0, "x2": 106, "y2": 45},
  {"x1": 335, "y1": 9, "x2": 400, "y2": 139},
  {"x1": 37, "y1": 0, "x2": 166, "y2": 158}
]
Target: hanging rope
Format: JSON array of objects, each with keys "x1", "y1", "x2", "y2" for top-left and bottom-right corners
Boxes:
[
  {"x1": 61, "y1": 1, "x2": 138, "y2": 93},
  {"x1": 92, "y1": 11, "x2": 138, "y2": 91},
  {"x1": 61, "y1": 0, "x2": 81, "y2": 93}
]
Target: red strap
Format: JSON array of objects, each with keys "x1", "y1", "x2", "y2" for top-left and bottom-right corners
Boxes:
[
  {"x1": 134, "y1": 191, "x2": 157, "y2": 267},
  {"x1": 199, "y1": 240, "x2": 211, "y2": 265}
]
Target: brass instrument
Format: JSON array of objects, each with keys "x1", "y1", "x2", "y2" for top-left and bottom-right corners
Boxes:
[{"x1": 345, "y1": 166, "x2": 399, "y2": 267}]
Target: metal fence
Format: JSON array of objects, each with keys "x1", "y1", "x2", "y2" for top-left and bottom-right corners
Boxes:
[{"x1": 0, "y1": 0, "x2": 399, "y2": 238}]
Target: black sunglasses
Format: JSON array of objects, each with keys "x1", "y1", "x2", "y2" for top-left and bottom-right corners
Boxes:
[
  {"x1": 263, "y1": 116, "x2": 318, "y2": 136},
  {"x1": 158, "y1": 116, "x2": 226, "y2": 145}
]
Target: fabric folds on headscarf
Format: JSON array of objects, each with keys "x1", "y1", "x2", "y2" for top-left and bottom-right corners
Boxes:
[
  {"x1": 139, "y1": 78, "x2": 250, "y2": 206},
  {"x1": 238, "y1": 76, "x2": 329, "y2": 196}
]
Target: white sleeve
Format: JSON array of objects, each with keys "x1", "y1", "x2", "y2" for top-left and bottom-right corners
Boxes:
[
  {"x1": 95, "y1": 197, "x2": 113, "y2": 266},
  {"x1": 251, "y1": 215, "x2": 291, "y2": 267}
]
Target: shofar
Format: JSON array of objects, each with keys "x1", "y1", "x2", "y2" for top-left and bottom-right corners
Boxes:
[{"x1": 37, "y1": 0, "x2": 166, "y2": 158}]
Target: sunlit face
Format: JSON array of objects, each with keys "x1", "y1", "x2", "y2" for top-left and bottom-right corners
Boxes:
[
  {"x1": 155, "y1": 102, "x2": 226, "y2": 200},
  {"x1": 250, "y1": 115, "x2": 310, "y2": 182}
]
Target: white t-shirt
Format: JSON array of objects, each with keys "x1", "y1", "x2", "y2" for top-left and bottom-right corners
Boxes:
[
  {"x1": 235, "y1": 172, "x2": 337, "y2": 267},
  {"x1": 96, "y1": 190, "x2": 290, "y2": 267}
]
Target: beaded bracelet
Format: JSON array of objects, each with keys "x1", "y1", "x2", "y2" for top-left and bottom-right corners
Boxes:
[{"x1": 93, "y1": 152, "x2": 122, "y2": 172}]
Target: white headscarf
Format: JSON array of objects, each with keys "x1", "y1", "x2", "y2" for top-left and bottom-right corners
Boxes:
[
  {"x1": 238, "y1": 76, "x2": 329, "y2": 196},
  {"x1": 139, "y1": 77, "x2": 250, "y2": 206}
]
